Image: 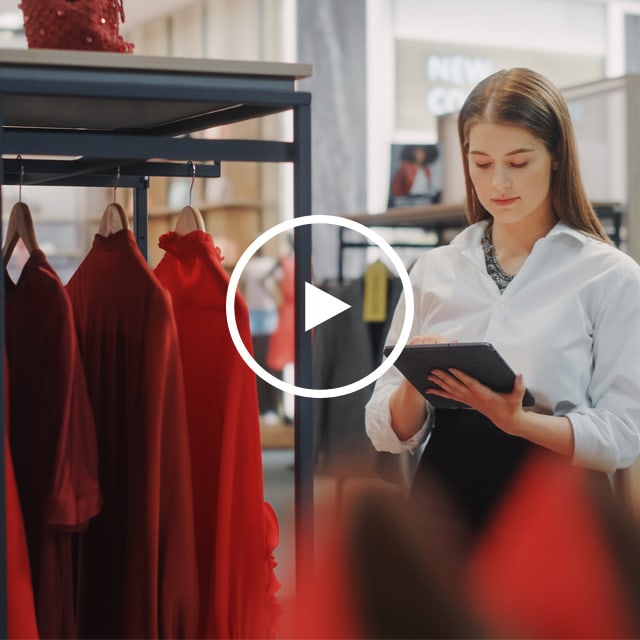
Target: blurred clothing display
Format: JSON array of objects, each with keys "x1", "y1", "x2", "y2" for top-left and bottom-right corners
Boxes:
[
  {"x1": 313, "y1": 276, "x2": 405, "y2": 478},
  {"x1": 266, "y1": 255, "x2": 295, "y2": 372}
]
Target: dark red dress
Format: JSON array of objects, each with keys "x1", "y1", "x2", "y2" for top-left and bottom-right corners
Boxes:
[
  {"x1": 66, "y1": 230, "x2": 198, "y2": 639},
  {"x1": 4, "y1": 366, "x2": 39, "y2": 639},
  {"x1": 5, "y1": 250, "x2": 102, "y2": 639},
  {"x1": 155, "y1": 230, "x2": 281, "y2": 639}
]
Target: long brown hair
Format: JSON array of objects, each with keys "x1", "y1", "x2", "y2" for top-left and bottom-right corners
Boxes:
[{"x1": 457, "y1": 67, "x2": 611, "y2": 243}]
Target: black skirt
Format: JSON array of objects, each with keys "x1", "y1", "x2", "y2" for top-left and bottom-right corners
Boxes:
[{"x1": 410, "y1": 409, "x2": 535, "y2": 536}]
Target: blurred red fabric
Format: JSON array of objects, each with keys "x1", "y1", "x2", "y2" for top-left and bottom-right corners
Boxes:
[{"x1": 466, "y1": 452, "x2": 639, "y2": 638}]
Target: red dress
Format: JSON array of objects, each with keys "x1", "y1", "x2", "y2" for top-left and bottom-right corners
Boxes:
[
  {"x1": 5, "y1": 250, "x2": 102, "y2": 639},
  {"x1": 4, "y1": 363, "x2": 39, "y2": 640},
  {"x1": 66, "y1": 230, "x2": 198, "y2": 639},
  {"x1": 155, "y1": 230, "x2": 282, "y2": 639}
]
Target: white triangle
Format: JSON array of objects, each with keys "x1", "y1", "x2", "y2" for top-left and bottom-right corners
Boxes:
[{"x1": 305, "y1": 282, "x2": 351, "y2": 332}]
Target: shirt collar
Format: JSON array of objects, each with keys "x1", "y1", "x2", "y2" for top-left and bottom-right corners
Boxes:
[
  {"x1": 451, "y1": 219, "x2": 589, "y2": 253},
  {"x1": 450, "y1": 220, "x2": 489, "y2": 253},
  {"x1": 545, "y1": 221, "x2": 589, "y2": 245}
]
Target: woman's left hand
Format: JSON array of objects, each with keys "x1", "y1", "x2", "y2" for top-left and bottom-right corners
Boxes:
[{"x1": 427, "y1": 368, "x2": 527, "y2": 435}]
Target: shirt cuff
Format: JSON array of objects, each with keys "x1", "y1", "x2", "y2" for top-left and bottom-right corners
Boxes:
[
  {"x1": 365, "y1": 400, "x2": 432, "y2": 454},
  {"x1": 567, "y1": 411, "x2": 616, "y2": 473}
]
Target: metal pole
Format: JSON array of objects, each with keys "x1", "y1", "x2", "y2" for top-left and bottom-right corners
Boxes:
[
  {"x1": 0, "y1": 95, "x2": 8, "y2": 640},
  {"x1": 133, "y1": 177, "x2": 149, "y2": 261},
  {"x1": 292, "y1": 101, "x2": 313, "y2": 602}
]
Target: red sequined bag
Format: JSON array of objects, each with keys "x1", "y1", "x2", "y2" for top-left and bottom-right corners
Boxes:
[{"x1": 19, "y1": 0, "x2": 134, "y2": 53}]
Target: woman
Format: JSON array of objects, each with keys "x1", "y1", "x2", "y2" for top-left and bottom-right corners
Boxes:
[{"x1": 365, "y1": 68, "x2": 640, "y2": 535}]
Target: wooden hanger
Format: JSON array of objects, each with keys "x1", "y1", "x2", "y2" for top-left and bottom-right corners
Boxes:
[
  {"x1": 98, "y1": 167, "x2": 130, "y2": 237},
  {"x1": 2, "y1": 158, "x2": 40, "y2": 266},
  {"x1": 174, "y1": 204, "x2": 205, "y2": 235},
  {"x1": 3, "y1": 202, "x2": 39, "y2": 266},
  {"x1": 98, "y1": 202, "x2": 130, "y2": 237},
  {"x1": 174, "y1": 161, "x2": 206, "y2": 235}
]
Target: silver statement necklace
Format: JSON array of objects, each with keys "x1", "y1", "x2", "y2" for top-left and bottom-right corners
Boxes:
[{"x1": 481, "y1": 223, "x2": 514, "y2": 294}]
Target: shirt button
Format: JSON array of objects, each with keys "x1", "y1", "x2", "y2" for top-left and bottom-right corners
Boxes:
[{"x1": 498, "y1": 302, "x2": 505, "y2": 310}]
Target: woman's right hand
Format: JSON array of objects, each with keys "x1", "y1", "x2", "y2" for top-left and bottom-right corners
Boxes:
[
  {"x1": 389, "y1": 334, "x2": 450, "y2": 440},
  {"x1": 400, "y1": 334, "x2": 450, "y2": 397}
]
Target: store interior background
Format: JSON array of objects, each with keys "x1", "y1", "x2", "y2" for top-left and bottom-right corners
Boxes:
[{"x1": 1, "y1": 0, "x2": 640, "y2": 603}]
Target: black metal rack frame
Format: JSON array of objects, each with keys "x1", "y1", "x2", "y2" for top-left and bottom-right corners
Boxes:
[{"x1": 0, "y1": 49, "x2": 313, "y2": 635}]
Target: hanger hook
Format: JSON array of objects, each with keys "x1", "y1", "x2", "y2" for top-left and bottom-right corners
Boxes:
[
  {"x1": 188, "y1": 161, "x2": 196, "y2": 206},
  {"x1": 17, "y1": 154, "x2": 24, "y2": 203},
  {"x1": 113, "y1": 166, "x2": 121, "y2": 202}
]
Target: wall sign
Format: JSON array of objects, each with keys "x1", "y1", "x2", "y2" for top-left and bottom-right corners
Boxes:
[{"x1": 395, "y1": 39, "x2": 604, "y2": 136}]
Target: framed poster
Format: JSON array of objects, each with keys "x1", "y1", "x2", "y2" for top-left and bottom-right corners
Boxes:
[{"x1": 388, "y1": 143, "x2": 442, "y2": 209}]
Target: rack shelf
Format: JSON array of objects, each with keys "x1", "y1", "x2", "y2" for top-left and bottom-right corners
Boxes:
[{"x1": 0, "y1": 48, "x2": 313, "y2": 634}]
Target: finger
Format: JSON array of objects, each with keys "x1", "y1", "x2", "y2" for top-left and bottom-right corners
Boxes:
[
  {"x1": 447, "y1": 368, "x2": 474, "y2": 383},
  {"x1": 428, "y1": 369, "x2": 456, "y2": 388},
  {"x1": 427, "y1": 371, "x2": 468, "y2": 403},
  {"x1": 448, "y1": 368, "x2": 525, "y2": 401},
  {"x1": 509, "y1": 373, "x2": 527, "y2": 401},
  {"x1": 424, "y1": 386, "x2": 452, "y2": 399},
  {"x1": 446, "y1": 368, "x2": 488, "y2": 392},
  {"x1": 424, "y1": 387, "x2": 456, "y2": 400}
]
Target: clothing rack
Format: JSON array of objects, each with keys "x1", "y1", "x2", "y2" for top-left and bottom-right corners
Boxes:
[
  {"x1": 0, "y1": 48, "x2": 313, "y2": 635},
  {"x1": 3, "y1": 159, "x2": 221, "y2": 258}
]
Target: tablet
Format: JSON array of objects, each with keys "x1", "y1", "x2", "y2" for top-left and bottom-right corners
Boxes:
[{"x1": 383, "y1": 341, "x2": 535, "y2": 410}]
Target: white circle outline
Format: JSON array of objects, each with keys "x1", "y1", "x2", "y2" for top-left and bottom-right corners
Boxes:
[{"x1": 226, "y1": 215, "x2": 414, "y2": 399}]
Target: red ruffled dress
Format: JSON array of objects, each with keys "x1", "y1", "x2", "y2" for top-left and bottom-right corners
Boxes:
[{"x1": 155, "y1": 230, "x2": 282, "y2": 639}]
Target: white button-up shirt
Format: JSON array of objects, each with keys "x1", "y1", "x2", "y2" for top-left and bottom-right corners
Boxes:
[{"x1": 365, "y1": 220, "x2": 640, "y2": 472}]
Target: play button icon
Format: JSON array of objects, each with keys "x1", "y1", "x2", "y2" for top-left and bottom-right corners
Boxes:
[
  {"x1": 305, "y1": 282, "x2": 351, "y2": 331},
  {"x1": 226, "y1": 214, "x2": 414, "y2": 399}
]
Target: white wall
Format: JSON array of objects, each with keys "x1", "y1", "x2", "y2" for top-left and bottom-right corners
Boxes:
[
  {"x1": 367, "y1": 0, "x2": 610, "y2": 212},
  {"x1": 394, "y1": 0, "x2": 605, "y2": 54}
]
